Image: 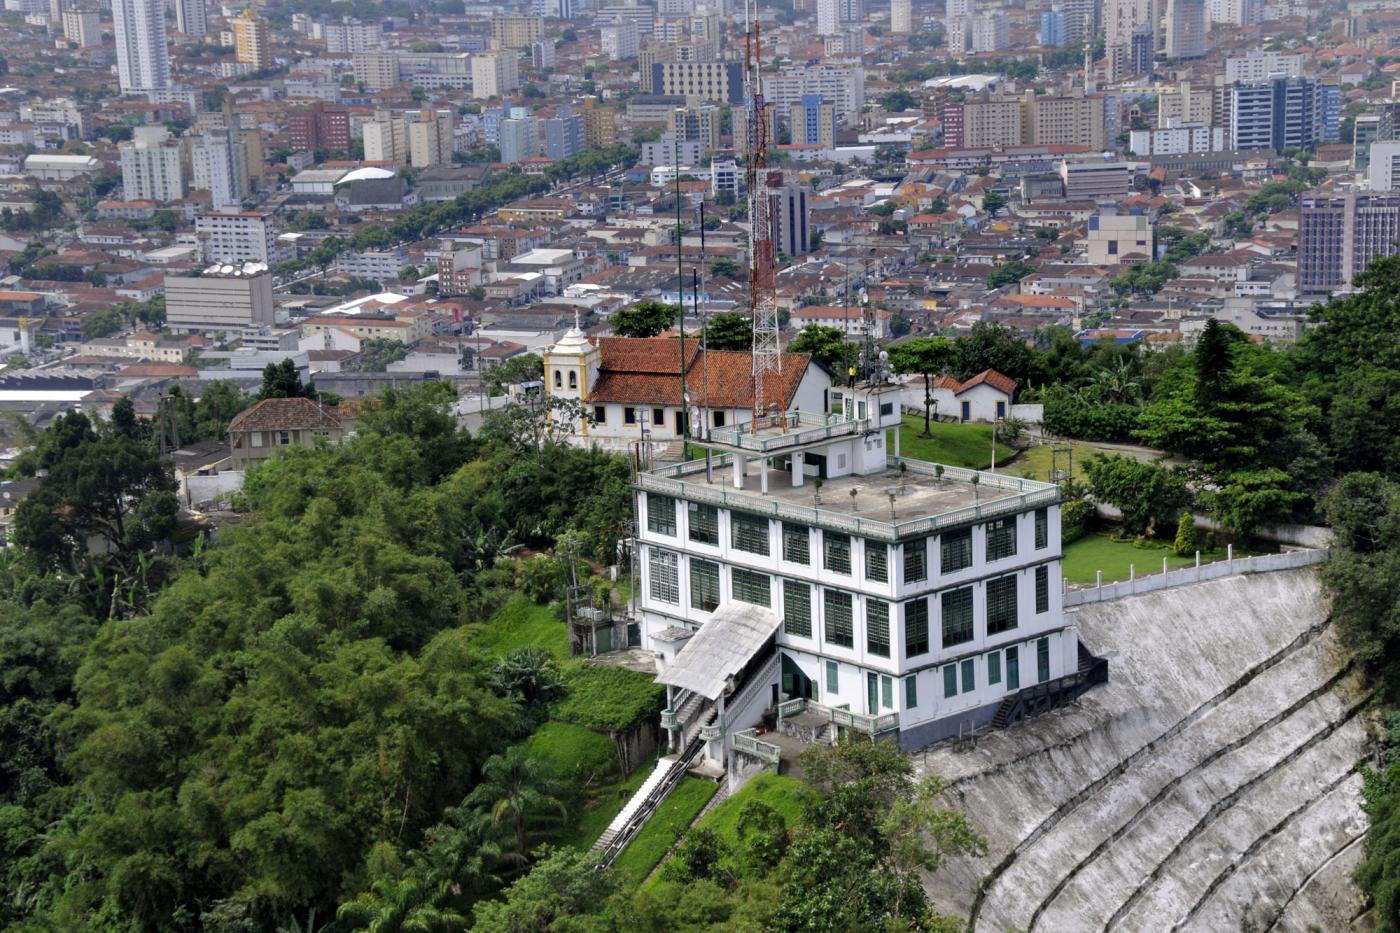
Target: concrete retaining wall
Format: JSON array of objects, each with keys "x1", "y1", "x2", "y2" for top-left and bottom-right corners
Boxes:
[{"x1": 1064, "y1": 548, "x2": 1329, "y2": 607}]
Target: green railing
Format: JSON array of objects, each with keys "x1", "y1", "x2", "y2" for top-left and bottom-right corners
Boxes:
[{"x1": 732, "y1": 728, "x2": 781, "y2": 766}]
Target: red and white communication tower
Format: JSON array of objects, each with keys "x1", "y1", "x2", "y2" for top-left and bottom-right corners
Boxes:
[{"x1": 743, "y1": 0, "x2": 781, "y2": 423}]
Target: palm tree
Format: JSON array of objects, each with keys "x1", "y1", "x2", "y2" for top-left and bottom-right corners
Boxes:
[
  {"x1": 467, "y1": 747, "x2": 568, "y2": 861},
  {"x1": 1090, "y1": 358, "x2": 1142, "y2": 405},
  {"x1": 412, "y1": 806, "x2": 504, "y2": 901},
  {"x1": 336, "y1": 876, "x2": 467, "y2": 933}
]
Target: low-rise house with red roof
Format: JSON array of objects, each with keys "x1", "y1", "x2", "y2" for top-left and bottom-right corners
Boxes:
[
  {"x1": 226, "y1": 396, "x2": 347, "y2": 470},
  {"x1": 541, "y1": 325, "x2": 834, "y2": 452},
  {"x1": 915, "y1": 368, "x2": 1019, "y2": 423}
]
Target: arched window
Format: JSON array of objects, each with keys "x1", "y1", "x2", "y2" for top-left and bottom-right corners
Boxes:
[
  {"x1": 554, "y1": 370, "x2": 563, "y2": 388},
  {"x1": 568, "y1": 371, "x2": 578, "y2": 389}
]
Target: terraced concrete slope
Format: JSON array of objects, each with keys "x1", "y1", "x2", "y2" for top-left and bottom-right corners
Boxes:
[{"x1": 919, "y1": 568, "x2": 1374, "y2": 932}]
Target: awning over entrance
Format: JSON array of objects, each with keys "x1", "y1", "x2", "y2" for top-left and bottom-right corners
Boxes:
[{"x1": 656, "y1": 602, "x2": 782, "y2": 700}]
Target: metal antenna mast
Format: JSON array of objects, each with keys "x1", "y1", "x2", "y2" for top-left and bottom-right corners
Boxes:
[{"x1": 744, "y1": 0, "x2": 781, "y2": 423}]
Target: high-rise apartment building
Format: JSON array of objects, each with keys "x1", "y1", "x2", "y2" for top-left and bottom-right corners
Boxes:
[
  {"x1": 353, "y1": 50, "x2": 399, "y2": 90},
  {"x1": 1367, "y1": 141, "x2": 1400, "y2": 191},
  {"x1": 1230, "y1": 75, "x2": 1321, "y2": 153},
  {"x1": 601, "y1": 20, "x2": 640, "y2": 60},
  {"x1": 957, "y1": 94, "x2": 1024, "y2": 148},
  {"x1": 1027, "y1": 90, "x2": 1107, "y2": 150},
  {"x1": 790, "y1": 95, "x2": 836, "y2": 150},
  {"x1": 288, "y1": 102, "x2": 352, "y2": 153},
  {"x1": 233, "y1": 9, "x2": 272, "y2": 70},
  {"x1": 471, "y1": 52, "x2": 520, "y2": 100},
  {"x1": 971, "y1": 14, "x2": 1009, "y2": 52},
  {"x1": 544, "y1": 110, "x2": 585, "y2": 160},
  {"x1": 583, "y1": 97, "x2": 618, "y2": 149},
  {"x1": 192, "y1": 130, "x2": 247, "y2": 210},
  {"x1": 62, "y1": 8, "x2": 100, "y2": 47},
  {"x1": 891, "y1": 0, "x2": 912, "y2": 33},
  {"x1": 671, "y1": 104, "x2": 723, "y2": 151},
  {"x1": 764, "y1": 64, "x2": 866, "y2": 127},
  {"x1": 946, "y1": 0, "x2": 974, "y2": 52},
  {"x1": 498, "y1": 117, "x2": 540, "y2": 162},
  {"x1": 1207, "y1": 0, "x2": 1262, "y2": 27},
  {"x1": 325, "y1": 20, "x2": 383, "y2": 53},
  {"x1": 364, "y1": 109, "x2": 455, "y2": 168},
  {"x1": 771, "y1": 184, "x2": 810, "y2": 257},
  {"x1": 195, "y1": 211, "x2": 281, "y2": 265},
  {"x1": 1157, "y1": 82, "x2": 1214, "y2": 127},
  {"x1": 176, "y1": 0, "x2": 206, "y2": 37},
  {"x1": 1354, "y1": 111, "x2": 1395, "y2": 172},
  {"x1": 1040, "y1": 10, "x2": 1066, "y2": 46},
  {"x1": 112, "y1": 0, "x2": 171, "y2": 93},
  {"x1": 1299, "y1": 193, "x2": 1400, "y2": 294},
  {"x1": 491, "y1": 13, "x2": 543, "y2": 49},
  {"x1": 120, "y1": 126, "x2": 184, "y2": 202},
  {"x1": 1165, "y1": 0, "x2": 1206, "y2": 59},
  {"x1": 651, "y1": 61, "x2": 745, "y2": 104},
  {"x1": 1104, "y1": 0, "x2": 1153, "y2": 77},
  {"x1": 1224, "y1": 50, "x2": 1302, "y2": 83}
]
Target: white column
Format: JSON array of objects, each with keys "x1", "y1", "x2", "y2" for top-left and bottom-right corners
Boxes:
[
  {"x1": 792, "y1": 451, "x2": 805, "y2": 487},
  {"x1": 760, "y1": 458, "x2": 769, "y2": 494},
  {"x1": 732, "y1": 455, "x2": 745, "y2": 489}
]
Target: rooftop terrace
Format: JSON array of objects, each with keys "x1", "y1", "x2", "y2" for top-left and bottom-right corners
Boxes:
[{"x1": 637, "y1": 454, "x2": 1059, "y2": 542}]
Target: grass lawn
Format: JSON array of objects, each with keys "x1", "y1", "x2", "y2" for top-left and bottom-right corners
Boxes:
[
  {"x1": 523, "y1": 721, "x2": 617, "y2": 785},
  {"x1": 1006, "y1": 441, "x2": 1107, "y2": 484},
  {"x1": 689, "y1": 773, "x2": 812, "y2": 850},
  {"x1": 611, "y1": 776, "x2": 718, "y2": 886},
  {"x1": 896, "y1": 415, "x2": 1015, "y2": 471},
  {"x1": 473, "y1": 594, "x2": 569, "y2": 659},
  {"x1": 1061, "y1": 532, "x2": 1255, "y2": 586},
  {"x1": 557, "y1": 752, "x2": 658, "y2": 851}
]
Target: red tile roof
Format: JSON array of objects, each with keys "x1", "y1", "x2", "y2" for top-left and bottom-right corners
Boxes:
[
  {"x1": 228, "y1": 397, "x2": 343, "y2": 432},
  {"x1": 958, "y1": 368, "x2": 1018, "y2": 395},
  {"x1": 588, "y1": 343, "x2": 813, "y2": 409}
]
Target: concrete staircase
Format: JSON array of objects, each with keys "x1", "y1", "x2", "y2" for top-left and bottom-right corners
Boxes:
[{"x1": 592, "y1": 755, "x2": 677, "y2": 857}]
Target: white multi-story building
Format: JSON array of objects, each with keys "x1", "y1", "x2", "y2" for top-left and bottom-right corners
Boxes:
[
  {"x1": 195, "y1": 212, "x2": 282, "y2": 265},
  {"x1": 176, "y1": 0, "x2": 206, "y2": 37},
  {"x1": 325, "y1": 20, "x2": 383, "y2": 53},
  {"x1": 191, "y1": 131, "x2": 245, "y2": 210},
  {"x1": 112, "y1": 0, "x2": 171, "y2": 93},
  {"x1": 1223, "y1": 50, "x2": 1302, "y2": 83},
  {"x1": 600, "y1": 19, "x2": 640, "y2": 60},
  {"x1": 627, "y1": 378, "x2": 1078, "y2": 772},
  {"x1": 891, "y1": 0, "x2": 912, "y2": 32},
  {"x1": 471, "y1": 51, "x2": 519, "y2": 100},
  {"x1": 62, "y1": 9, "x2": 100, "y2": 47},
  {"x1": 120, "y1": 126, "x2": 185, "y2": 202},
  {"x1": 971, "y1": 13, "x2": 1009, "y2": 52},
  {"x1": 765, "y1": 65, "x2": 865, "y2": 128},
  {"x1": 1129, "y1": 122, "x2": 1225, "y2": 155},
  {"x1": 1368, "y1": 140, "x2": 1400, "y2": 191},
  {"x1": 947, "y1": 0, "x2": 974, "y2": 52}
]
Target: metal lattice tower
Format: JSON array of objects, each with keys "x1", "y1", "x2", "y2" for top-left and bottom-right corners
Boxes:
[{"x1": 744, "y1": 0, "x2": 781, "y2": 422}]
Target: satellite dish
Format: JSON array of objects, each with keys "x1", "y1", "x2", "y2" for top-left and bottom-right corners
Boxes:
[{"x1": 879, "y1": 350, "x2": 889, "y2": 361}]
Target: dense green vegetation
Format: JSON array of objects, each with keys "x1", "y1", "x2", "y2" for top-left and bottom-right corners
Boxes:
[
  {"x1": 0, "y1": 383, "x2": 641, "y2": 930},
  {"x1": 611, "y1": 776, "x2": 719, "y2": 885}
]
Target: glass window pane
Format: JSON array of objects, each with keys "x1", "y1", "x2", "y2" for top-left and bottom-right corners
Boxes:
[
  {"x1": 732, "y1": 513, "x2": 770, "y2": 555},
  {"x1": 783, "y1": 579, "x2": 812, "y2": 637},
  {"x1": 961, "y1": 658, "x2": 975, "y2": 693},
  {"x1": 688, "y1": 502, "x2": 718, "y2": 545},
  {"x1": 1007, "y1": 645, "x2": 1020, "y2": 690},
  {"x1": 824, "y1": 589, "x2": 853, "y2": 648},
  {"x1": 783, "y1": 523, "x2": 809, "y2": 564},
  {"x1": 824, "y1": 532, "x2": 851, "y2": 574},
  {"x1": 1038, "y1": 636, "x2": 1050, "y2": 683},
  {"x1": 905, "y1": 675, "x2": 917, "y2": 708},
  {"x1": 988, "y1": 650, "x2": 1002, "y2": 685},
  {"x1": 1034, "y1": 508, "x2": 1048, "y2": 549},
  {"x1": 732, "y1": 567, "x2": 771, "y2": 607},
  {"x1": 690, "y1": 558, "x2": 720, "y2": 612},
  {"x1": 881, "y1": 675, "x2": 893, "y2": 708},
  {"x1": 647, "y1": 494, "x2": 676, "y2": 535},
  {"x1": 1036, "y1": 565, "x2": 1049, "y2": 614},
  {"x1": 903, "y1": 537, "x2": 927, "y2": 583},
  {"x1": 905, "y1": 598, "x2": 930, "y2": 656},
  {"x1": 865, "y1": 540, "x2": 888, "y2": 582},
  {"x1": 941, "y1": 527, "x2": 972, "y2": 574},
  {"x1": 826, "y1": 660, "x2": 838, "y2": 693},
  {"x1": 943, "y1": 664, "x2": 957, "y2": 698},
  {"x1": 867, "y1": 599, "x2": 890, "y2": 656},
  {"x1": 987, "y1": 575, "x2": 1018, "y2": 635},
  {"x1": 648, "y1": 548, "x2": 679, "y2": 604},
  {"x1": 986, "y1": 518, "x2": 1017, "y2": 562},
  {"x1": 940, "y1": 587, "x2": 974, "y2": 648}
]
